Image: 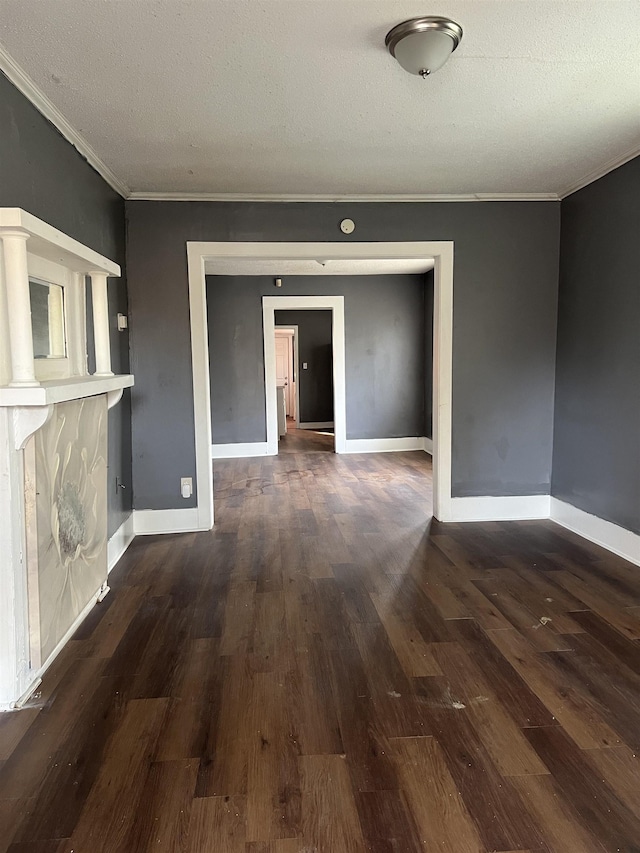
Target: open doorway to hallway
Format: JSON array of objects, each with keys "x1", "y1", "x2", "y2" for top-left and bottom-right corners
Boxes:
[
  {"x1": 263, "y1": 295, "x2": 345, "y2": 456},
  {"x1": 275, "y1": 311, "x2": 335, "y2": 454},
  {"x1": 191, "y1": 241, "x2": 453, "y2": 528}
]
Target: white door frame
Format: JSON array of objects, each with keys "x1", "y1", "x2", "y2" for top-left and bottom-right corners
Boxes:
[
  {"x1": 186, "y1": 241, "x2": 454, "y2": 529},
  {"x1": 266, "y1": 297, "x2": 344, "y2": 454},
  {"x1": 274, "y1": 324, "x2": 299, "y2": 425}
]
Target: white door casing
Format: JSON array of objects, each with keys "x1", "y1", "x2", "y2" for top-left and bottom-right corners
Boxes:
[{"x1": 186, "y1": 241, "x2": 453, "y2": 530}]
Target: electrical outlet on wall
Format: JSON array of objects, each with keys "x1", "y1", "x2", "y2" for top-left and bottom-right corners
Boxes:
[{"x1": 181, "y1": 477, "x2": 192, "y2": 499}]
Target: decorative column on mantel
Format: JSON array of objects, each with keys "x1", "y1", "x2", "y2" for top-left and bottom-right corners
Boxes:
[
  {"x1": 89, "y1": 271, "x2": 113, "y2": 376},
  {"x1": 1, "y1": 229, "x2": 39, "y2": 388}
]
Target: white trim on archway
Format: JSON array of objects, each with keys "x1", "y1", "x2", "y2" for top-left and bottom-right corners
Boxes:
[{"x1": 185, "y1": 240, "x2": 454, "y2": 529}]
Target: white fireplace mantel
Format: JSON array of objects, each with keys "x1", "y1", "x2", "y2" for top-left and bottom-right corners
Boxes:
[
  {"x1": 1, "y1": 374, "x2": 134, "y2": 452},
  {"x1": 0, "y1": 209, "x2": 133, "y2": 710},
  {"x1": 0, "y1": 208, "x2": 134, "y2": 452}
]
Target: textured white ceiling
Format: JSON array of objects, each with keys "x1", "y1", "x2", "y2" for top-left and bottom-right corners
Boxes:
[
  {"x1": 0, "y1": 1, "x2": 639, "y2": 197},
  {"x1": 204, "y1": 258, "x2": 434, "y2": 276}
]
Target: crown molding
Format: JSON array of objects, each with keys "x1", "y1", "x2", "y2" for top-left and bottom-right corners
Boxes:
[
  {"x1": 0, "y1": 45, "x2": 129, "y2": 198},
  {"x1": 559, "y1": 142, "x2": 640, "y2": 199},
  {"x1": 127, "y1": 190, "x2": 559, "y2": 203},
  {"x1": 2, "y1": 42, "x2": 635, "y2": 205}
]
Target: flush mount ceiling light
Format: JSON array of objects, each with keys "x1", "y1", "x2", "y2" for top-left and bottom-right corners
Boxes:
[{"x1": 385, "y1": 16, "x2": 463, "y2": 79}]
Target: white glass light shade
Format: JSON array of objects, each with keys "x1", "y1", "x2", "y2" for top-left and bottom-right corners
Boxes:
[
  {"x1": 385, "y1": 17, "x2": 463, "y2": 78},
  {"x1": 393, "y1": 30, "x2": 456, "y2": 76}
]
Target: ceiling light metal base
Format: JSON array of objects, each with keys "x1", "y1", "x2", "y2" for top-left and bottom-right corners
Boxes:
[{"x1": 385, "y1": 16, "x2": 463, "y2": 55}]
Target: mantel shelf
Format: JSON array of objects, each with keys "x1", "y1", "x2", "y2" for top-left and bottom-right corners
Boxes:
[
  {"x1": 0, "y1": 208, "x2": 120, "y2": 276},
  {"x1": 0, "y1": 374, "x2": 134, "y2": 407}
]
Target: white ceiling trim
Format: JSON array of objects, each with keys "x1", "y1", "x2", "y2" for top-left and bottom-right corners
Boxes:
[
  {"x1": 558, "y1": 142, "x2": 640, "y2": 199},
  {"x1": 128, "y1": 191, "x2": 559, "y2": 203},
  {"x1": 0, "y1": 44, "x2": 129, "y2": 198}
]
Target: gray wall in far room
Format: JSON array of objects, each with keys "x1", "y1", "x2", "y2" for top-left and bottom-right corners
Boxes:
[
  {"x1": 552, "y1": 156, "x2": 640, "y2": 534},
  {"x1": 206, "y1": 274, "x2": 426, "y2": 446},
  {"x1": 275, "y1": 310, "x2": 333, "y2": 425},
  {"x1": 126, "y1": 199, "x2": 560, "y2": 510},
  {"x1": 0, "y1": 72, "x2": 131, "y2": 537}
]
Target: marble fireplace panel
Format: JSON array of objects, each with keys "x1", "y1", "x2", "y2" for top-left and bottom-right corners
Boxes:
[{"x1": 24, "y1": 396, "x2": 108, "y2": 668}]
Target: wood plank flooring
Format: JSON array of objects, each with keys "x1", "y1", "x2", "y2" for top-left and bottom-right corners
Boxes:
[{"x1": 1, "y1": 432, "x2": 640, "y2": 852}]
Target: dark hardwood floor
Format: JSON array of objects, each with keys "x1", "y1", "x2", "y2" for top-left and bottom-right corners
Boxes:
[{"x1": 1, "y1": 445, "x2": 640, "y2": 852}]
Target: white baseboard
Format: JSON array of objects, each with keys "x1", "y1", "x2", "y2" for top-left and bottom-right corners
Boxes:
[
  {"x1": 211, "y1": 441, "x2": 270, "y2": 459},
  {"x1": 550, "y1": 498, "x2": 640, "y2": 566},
  {"x1": 423, "y1": 437, "x2": 433, "y2": 455},
  {"x1": 449, "y1": 495, "x2": 551, "y2": 522},
  {"x1": 299, "y1": 422, "x2": 334, "y2": 430},
  {"x1": 107, "y1": 513, "x2": 134, "y2": 573},
  {"x1": 344, "y1": 436, "x2": 426, "y2": 454},
  {"x1": 133, "y1": 507, "x2": 203, "y2": 535}
]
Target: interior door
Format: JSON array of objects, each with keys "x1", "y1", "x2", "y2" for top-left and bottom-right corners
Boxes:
[
  {"x1": 275, "y1": 335, "x2": 290, "y2": 415},
  {"x1": 285, "y1": 334, "x2": 296, "y2": 419}
]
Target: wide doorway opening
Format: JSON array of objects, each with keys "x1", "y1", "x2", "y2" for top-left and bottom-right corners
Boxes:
[{"x1": 187, "y1": 241, "x2": 453, "y2": 528}]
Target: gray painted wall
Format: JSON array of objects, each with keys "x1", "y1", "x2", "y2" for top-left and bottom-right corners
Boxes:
[
  {"x1": 552, "y1": 157, "x2": 640, "y2": 534},
  {"x1": 275, "y1": 310, "x2": 333, "y2": 425},
  {"x1": 207, "y1": 275, "x2": 266, "y2": 444},
  {"x1": 0, "y1": 72, "x2": 131, "y2": 536},
  {"x1": 126, "y1": 199, "x2": 560, "y2": 509}
]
